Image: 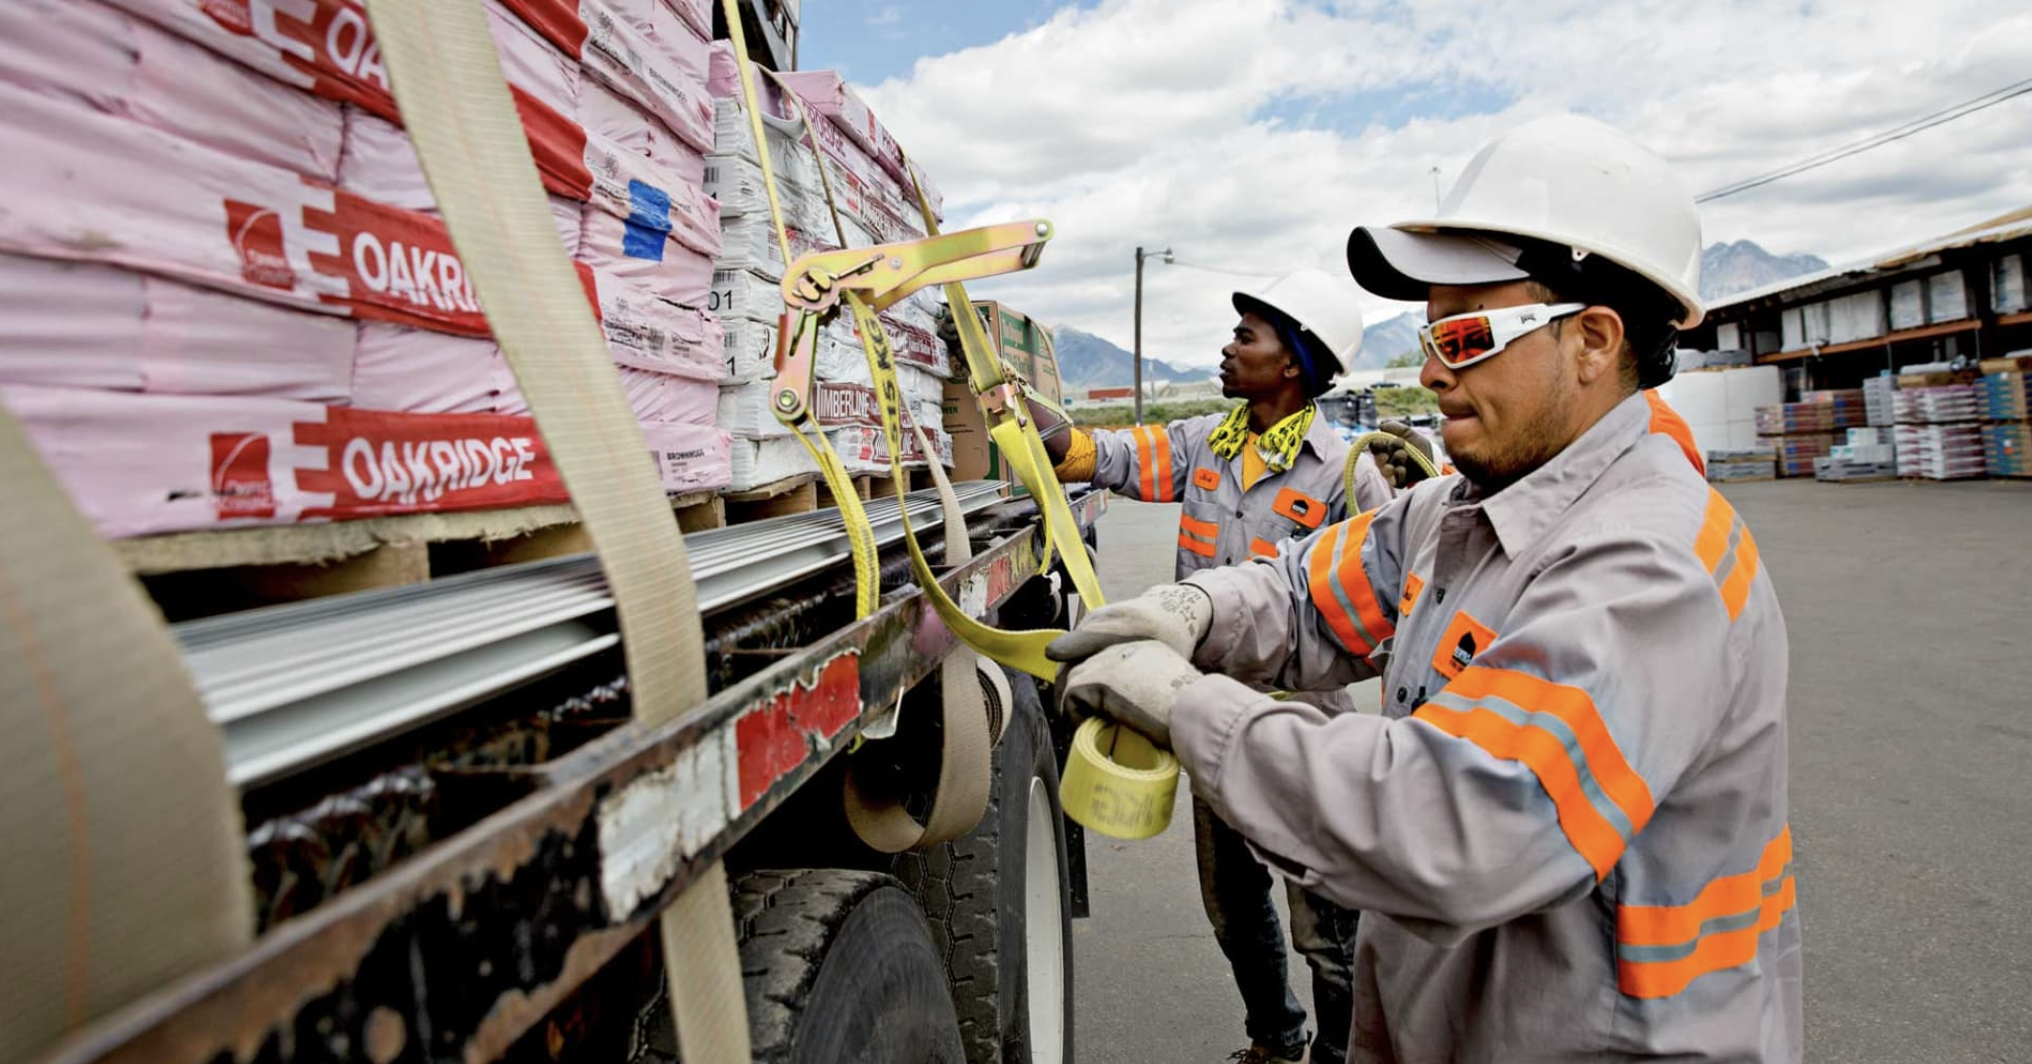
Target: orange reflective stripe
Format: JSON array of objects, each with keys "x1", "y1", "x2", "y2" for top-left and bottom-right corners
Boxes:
[
  {"x1": 1422, "y1": 665, "x2": 1656, "y2": 879},
  {"x1": 1177, "y1": 534, "x2": 1217, "y2": 558},
  {"x1": 1718, "y1": 528, "x2": 1761, "y2": 622},
  {"x1": 1250, "y1": 537, "x2": 1278, "y2": 559},
  {"x1": 1272, "y1": 487, "x2": 1327, "y2": 529},
  {"x1": 1413, "y1": 705, "x2": 1631, "y2": 879},
  {"x1": 1696, "y1": 490, "x2": 1760, "y2": 622},
  {"x1": 1619, "y1": 828, "x2": 1792, "y2": 946},
  {"x1": 1617, "y1": 828, "x2": 1797, "y2": 999},
  {"x1": 1133, "y1": 428, "x2": 1158, "y2": 500},
  {"x1": 1694, "y1": 491, "x2": 1734, "y2": 573},
  {"x1": 1178, "y1": 513, "x2": 1219, "y2": 558},
  {"x1": 1305, "y1": 513, "x2": 1394, "y2": 656},
  {"x1": 1178, "y1": 514, "x2": 1219, "y2": 538},
  {"x1": 1645, "y1": 390, "x2": 1706, "y2": 476},
  {"x1": 1152, "y1": 428, "x2": 1175, "y2": 501}
]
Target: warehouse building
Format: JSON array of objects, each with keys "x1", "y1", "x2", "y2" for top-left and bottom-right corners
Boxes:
[{"x1": 1683, "y1": 206, "x2": 2032, "y2": 396}]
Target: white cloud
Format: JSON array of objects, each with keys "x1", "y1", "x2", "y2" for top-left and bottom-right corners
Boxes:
[{"x1": 856, "y1": 0, "x2": 2032, "y2": 371}]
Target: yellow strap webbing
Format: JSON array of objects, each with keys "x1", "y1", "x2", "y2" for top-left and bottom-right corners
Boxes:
[
  {"x1": 720, "y1": 0, "x2": 882, "y2": 618},
  {"x1": 360, "y1": 3, "x2": 746, "y2": 1061}
]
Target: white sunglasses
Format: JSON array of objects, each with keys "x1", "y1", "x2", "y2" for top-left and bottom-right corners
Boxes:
[{"x1": 1418, "y1": 303, "x2": 1587, "y2": 370}]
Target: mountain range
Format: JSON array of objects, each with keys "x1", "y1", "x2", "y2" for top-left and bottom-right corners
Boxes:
[
  {"x1": 1052, "y1": 325, "x2": 1208, "y2": 390},
  {"x1": 1050, "y1": 241, "x2": 1829, "y2": 386}
]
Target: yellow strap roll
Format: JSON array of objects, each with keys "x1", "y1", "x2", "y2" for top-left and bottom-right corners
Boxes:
[
  {"x1": 1347, "y1": 429, "x2": 1443, "y2": 505},
  {"x1": 364, "y1": 2, "x2": 746, "y2": 1061},
  {"x1": 1058, "y1": 718, "x2": 1180, "y2": 841}
]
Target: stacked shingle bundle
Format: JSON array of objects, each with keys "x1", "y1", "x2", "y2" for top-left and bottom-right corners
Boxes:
[
  {"x1": 703, "y1": 48, "x2": 956, "y2": 490},
  {"x1": 0, "y1": 0, "x2": 732, "y2": 537}
]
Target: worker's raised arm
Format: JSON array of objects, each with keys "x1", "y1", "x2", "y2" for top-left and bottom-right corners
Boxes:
[
  {"x1": 1174, "y1": 526, "x2": 1736, "y2": 938},
  {"x1": 1050, "y1": 411, "x2": 1217, "y2": 502},
  {"x1": 1181, "y1": 486, "x2": 1419, "y2": 691}
]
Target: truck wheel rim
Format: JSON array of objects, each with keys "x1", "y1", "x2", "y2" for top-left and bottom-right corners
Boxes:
[{"x1": 1024, "y1": 776, "x2": 1067, "y2": 1064}]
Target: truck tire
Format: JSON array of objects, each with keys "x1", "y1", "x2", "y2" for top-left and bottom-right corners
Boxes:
[
  {"x1": 889, "y1": 670, "x2": 1075, "y2": 1064},
  {"x1": 643, "y1": 869, "x2": 965, "y2": 1064}
]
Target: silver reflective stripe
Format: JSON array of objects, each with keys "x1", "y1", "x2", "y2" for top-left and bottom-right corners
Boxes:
[
  {"x1": 1325, "y1": 522, "x2": 1382, "y2": 651},
  {"x1": 1617, "y1": 864, "x2": 1794, "y2": 963},
  {"x1": 1424, "y1": 688, "x2": 1638, "y2": 844}
]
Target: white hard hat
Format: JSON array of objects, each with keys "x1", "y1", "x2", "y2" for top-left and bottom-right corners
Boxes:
[
  {"x1": 1232, "y1": 268, "x2": 1365, "y2": 389},
  {"x1": 1346, "y1": 115, "x2": 1705, "y2": 327}
]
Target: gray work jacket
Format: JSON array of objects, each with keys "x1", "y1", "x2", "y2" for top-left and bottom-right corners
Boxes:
[{"x1": 1176, "y1": 393, "x2": 1802, "y2": 1062}]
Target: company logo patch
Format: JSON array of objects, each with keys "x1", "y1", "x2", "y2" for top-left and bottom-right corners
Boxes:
[
  {"x1": 210, "y1": 432, "x2": 277, "y2": 519},
  {"x1": 225, "y1": 200, "x2": 297, "y2": 291},
  {"x1": 1431, "y1": 609, "x2": 1497, "y2": 681}
]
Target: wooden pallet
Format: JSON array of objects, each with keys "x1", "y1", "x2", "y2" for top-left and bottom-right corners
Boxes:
[{"x1": 126, "y1": 490, "x2": 722, "y2": 622}]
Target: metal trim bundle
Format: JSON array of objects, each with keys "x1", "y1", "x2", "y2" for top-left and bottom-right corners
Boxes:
[{"x1": 183, "y1": 483, "x2": 1008, "y2": 787}]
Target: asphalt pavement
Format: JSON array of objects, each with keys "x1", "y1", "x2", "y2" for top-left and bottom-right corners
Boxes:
[{"x1": 1068, "y1": 480, "x2": 2032, "y2": 1064}]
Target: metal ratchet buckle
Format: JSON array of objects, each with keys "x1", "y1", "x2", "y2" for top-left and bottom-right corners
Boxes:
[{"x1": 770, "y1": 221, "x2": 1054, "y2": 426}]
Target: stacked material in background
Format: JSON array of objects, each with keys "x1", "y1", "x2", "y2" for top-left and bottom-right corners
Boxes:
[
  {"x1": 1767, "y1": 434, "x2": 1836, "y2": 478},
  {"x1": 1654, "y1": 364, "x2": 1781, "y2": 456},
  {"x1": 1803, "y1": 388, "x2": 1869, "y2": 430},
  {"x1": 1977, "y1": 369, "x2": 2032, "y2": 422},
  {"x1": 0, "y1": 0, "x2": 734, "y2": 537},
  {"x1": 1755, "y1": 402, "x2": 1835, "y2": 436},
  {"x1": 1815, "y1": 427, "x2": 1897, "y2": 482},
  {"x1": 1978, "y1": 355, "x2": 2032, "y2": 477},
  {"x1": 1753, "y1": 400, "x2": 1836, "y2": 477},
  {"x1": 1894, "y1": 382, "x2": 1986, "y2": 480},
  {"x1": 1864, "y1": 374, "x2": 1896, "y2": 427},
  {"x1": 703, "y1": 46, "x2": 957, "y2": 491},
  {"x1": 1707, "y1": 446, "x2": 1777, "y2": 482}
]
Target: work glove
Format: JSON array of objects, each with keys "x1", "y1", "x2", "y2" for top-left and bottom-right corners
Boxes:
[
  {"x1": 1367, "y1": 420, "x2": 1437, "y2": 490},
  {"x1": 1045, "y1": 583, "x2": 1212, "y2": 663},
  {"x1": 1058, "y1": 640, "x2": 1201, "y2": 748}
]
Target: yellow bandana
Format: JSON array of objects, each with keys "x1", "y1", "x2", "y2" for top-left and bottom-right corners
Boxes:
[{"x1": 1208, "y1": 403, "x2": 1314, "y2": 474}]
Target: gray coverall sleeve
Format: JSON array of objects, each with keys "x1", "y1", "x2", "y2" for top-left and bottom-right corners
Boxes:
[
  {"x1": 1171, "y1": 530, "x2": 1736, "y2": 940},
  {"x1": 1182, "y1": 492, "x2": 1414, "y2": 692},
  {"x1": 1086, "y1": 418, "x2": 1202, "y2": 502}
]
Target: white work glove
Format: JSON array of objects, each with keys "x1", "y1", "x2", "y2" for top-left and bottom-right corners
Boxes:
[
  {"x1": 1045, "y1": 583, "x2": 1212, "y2": 664},
  {"x1": 1058, "y1": 640, "x2": 1202, "y2": 748}
]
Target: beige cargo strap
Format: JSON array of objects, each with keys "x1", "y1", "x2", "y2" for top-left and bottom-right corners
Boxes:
[
  {"x1": 840, "y1": 424, "x2": 995, "y2": 851},
  {"x1": 359, "y1": 2, "x2": 746, "y2": 1061},
  {"x1": 0, "y1": 404, "x2": 253, "y2": 1063}
]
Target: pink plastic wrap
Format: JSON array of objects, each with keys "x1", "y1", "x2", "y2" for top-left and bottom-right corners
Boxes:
[
  {"x1": 351, "y1": 324, "x2": 515, "y2": 415},
  {"x1": 588, "y1": 273, "x2": 723, "y2": 381},
  {"x1": 354, "y1": 270, "x2": 719, "y2": 416},
  {"x1": 581, "y1": 81, "x2": 709, "y2": 188},
  {"x1": 0, "y1": 252, "x2": 357, "y2": 400},
  {"x1": 662, "y1": 0, "x2": 712, "y2": 40},
  {"x1": 497, "y1": 0, "x2": 715, "y2": 153},
  {"x1": 0, "y1": 0, "x2": 346, "y2": 181},
  {"x1": 579, "y1": 206, "x2": 715, "y2": 307},
  {"x1": 338, "y1": 109, "x2": 590, "y2": 257},
  {"x1": 777, "y1": 69, "x2": 943, "y2": 219},
  {"x1": 2, "y1": 384, "x2": 731, "y2": 537},
  {"x1": 618, "y1": 369, "x2": 717, "y2": 424}
]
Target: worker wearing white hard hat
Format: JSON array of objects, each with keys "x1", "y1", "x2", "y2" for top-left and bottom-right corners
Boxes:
[
  {"x1": 1050, "y1": 116, "x2": 1802, "y2": 1062},
  {"x1": 1018, "y1": 267, "x2": 1396, "y2": 1064}
]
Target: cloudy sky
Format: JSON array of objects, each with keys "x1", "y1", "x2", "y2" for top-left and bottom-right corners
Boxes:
[{"x1": 801, "y1": 1, "x2": 2032, "y2": 371}]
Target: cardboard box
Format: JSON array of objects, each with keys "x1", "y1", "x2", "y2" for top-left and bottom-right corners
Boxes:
[{"x1": 972, "y1": 301, "x2": 1064, "y2": 406}]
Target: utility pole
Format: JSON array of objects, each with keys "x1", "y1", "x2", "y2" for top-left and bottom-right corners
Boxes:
[
  {"x1": 1133, "y1": 245, "x2": 1170, "y2": 425},
  {"x1": 1430, "y1": 166, "x2": 1443, "y2": 211}
]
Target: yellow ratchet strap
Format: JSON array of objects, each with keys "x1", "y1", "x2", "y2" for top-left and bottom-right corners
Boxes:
[
  {"x1": 721, "y1": 0, "x2": 882, "y2": 618},
  {"x1": 899, "y1": 157, "x2": 1110, "y2": 617}
]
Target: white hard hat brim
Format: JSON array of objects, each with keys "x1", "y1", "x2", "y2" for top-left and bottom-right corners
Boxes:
[{"x1": 1345, "y1": 227, "x2": 1531, "y2": 302}]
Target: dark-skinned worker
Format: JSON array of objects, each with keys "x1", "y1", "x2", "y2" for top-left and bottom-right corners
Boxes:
[
  {"x1": 1025, "y1": 269, "x2": 1395, "y2": 1064},
  {"x1": 1049, "y1": 116, "x2": 1801, "y2": 1063}
]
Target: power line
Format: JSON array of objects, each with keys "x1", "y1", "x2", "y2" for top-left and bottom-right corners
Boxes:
[
  {"x1": 1161, "y1": 257, "x2": 1282, "y2": 279},
  {"x1": 1697, "y1": 76, "x2": 2032, "y2": 203}
]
